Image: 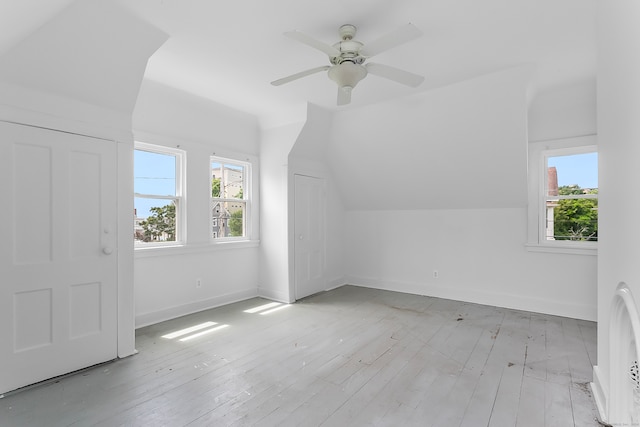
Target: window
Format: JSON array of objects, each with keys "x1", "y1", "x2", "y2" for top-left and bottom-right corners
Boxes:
[
  {"x1": 544, "y1": 150, "x2": 598, "y2": 242},
  {"x1": 134, "y1": 142, "x2": 185, "y2": 247},
  {"x1": 210, "y1": 156, "x2": 250, "y2": 241},
  {"x1": 527, "y1": 135, "x2": 597, "y2": 254}
]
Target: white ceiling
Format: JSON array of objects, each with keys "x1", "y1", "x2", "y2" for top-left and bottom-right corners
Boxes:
[{"x1": 3, "y1": 0, "x2": 596, "y2": 126}]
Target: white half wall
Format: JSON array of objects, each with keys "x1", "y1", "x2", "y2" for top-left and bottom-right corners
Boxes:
[
  {"x1": 134, "y1": 247, "x2": 259, "y2": 327},
  {"x1": 345, "y1": 208, "x2": 597, "y2": 321}
]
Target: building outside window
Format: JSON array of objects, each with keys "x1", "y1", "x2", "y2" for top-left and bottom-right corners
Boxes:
[
  {"x1": 134, "y1": 142, "x2": 185, "y2": 247},
  {"x1": 211, "y1": 156, "x2": 250, "y2": 241}
]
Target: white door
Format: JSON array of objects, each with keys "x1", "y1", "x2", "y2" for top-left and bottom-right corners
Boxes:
[
  {"x1": 294, "y1": 174, "x2": 325, "y2": 300},
  {"x1": 0, "y1": 122, "x2": 118, "y2": 394}
]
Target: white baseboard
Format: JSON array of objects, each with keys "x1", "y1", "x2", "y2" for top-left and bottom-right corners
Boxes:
[
  {"x1": 257, "y1": 278, "x2": 345, "y2": 303},
  {"x1": 345, "y1": 276, "x2": 597, "y2": 321},
  {"x1": 591, "y1": 365, "x2": 608, "y2": 425},
  {"x1": 325, "y1": 276, "x2": 346, "y2": 292},
  {"x1": 257, "y1": 287, "x2": 292, "y2": 303},
  {"x1": 135, "y1": 288, "x2": 258, "y2": 328}
]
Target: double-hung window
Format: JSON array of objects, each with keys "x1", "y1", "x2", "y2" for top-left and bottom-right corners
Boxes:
[
  {"x1": 210, "y1": 156, "x2": 250, "y2": 241},
  {"x1": 527, "y1": 135, "x2": 597, "y2": 254},
  {"x1": 134, "y1": 142, "x2": 185, "y2": 247}
]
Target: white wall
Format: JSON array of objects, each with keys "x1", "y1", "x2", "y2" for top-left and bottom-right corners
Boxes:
[
  {"x1": 132, "y1": 80, "x2": 261, "y2": 327},
  {"x1": 592, "y1": 0, "x2": 640, "y2": 420},
  {"x1": 258, "y1": 120, "x2": 304, "y2": 302},
  {"x1": 346, "y1": 208, "x2": 596, "y2": 320}
]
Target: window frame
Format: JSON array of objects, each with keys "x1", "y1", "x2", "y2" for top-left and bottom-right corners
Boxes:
[
  {"x1": 134, "y1": 141, "x2": 186, "y2": 249},
  {"x1": 210, "y1": 155, "x2": 252, "y2": 243},
  {"x1": 526, "y1": 135, "x2": 597, "y2": 255}
]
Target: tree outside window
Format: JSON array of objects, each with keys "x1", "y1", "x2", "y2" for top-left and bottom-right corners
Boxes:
[
  {"x1": 545, "y1": 151, "x2": 598, "y2": 243},
  {"x1": 134, "y1": 142, "x2": 184, "y2": 246}
]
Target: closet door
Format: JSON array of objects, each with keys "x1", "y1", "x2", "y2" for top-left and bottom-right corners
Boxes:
[
  {"x1": 294, "y1": 174, "x2": 326, "y2": 299},
  {"x1": 0, "y1": 122, "x2": 118, "y2": 393}
]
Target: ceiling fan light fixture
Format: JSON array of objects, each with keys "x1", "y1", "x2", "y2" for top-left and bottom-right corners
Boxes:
[{"x1": 328, "y1": 62, "x2": 368, "y2": 90}]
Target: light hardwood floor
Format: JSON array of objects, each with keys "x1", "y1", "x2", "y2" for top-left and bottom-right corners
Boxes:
[{"x1": 1, "y1": 286, "x2": 600, "y2": 426}]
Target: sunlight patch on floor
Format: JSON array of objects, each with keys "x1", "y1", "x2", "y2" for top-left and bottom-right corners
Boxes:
[
  {"x1": 243, "y1": 302, "x2": 283, "y2": 314},
  {"x1": 259, "y1": 304, "x2": 291, "y2": 315},
  {"x1": 178, "y1": 324, "x2": 230, "y2": 341},
  {"x1": 161, "y1": 321, "x2": 217, "y2": 339}
]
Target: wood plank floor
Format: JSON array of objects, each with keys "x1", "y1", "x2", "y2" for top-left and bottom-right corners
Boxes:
[{"x1": 0, "y1": 286, "x2": 600, "y2": 426}]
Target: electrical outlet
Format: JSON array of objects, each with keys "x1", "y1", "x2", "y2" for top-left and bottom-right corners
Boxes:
[
  {"x1": 433, "y1": 270, "x2": 439, "y2": 279},
  {"x1": 196, "y1": 278, "x2": 202, "y2": 288}
]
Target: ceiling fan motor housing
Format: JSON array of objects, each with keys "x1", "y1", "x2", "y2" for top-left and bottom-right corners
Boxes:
[
  {"x1": 331, "y1": 24, "x2": 365, "y2": 65},
  {"x1": 328, "y1": 62, "x2": 368, "y2": 89}
]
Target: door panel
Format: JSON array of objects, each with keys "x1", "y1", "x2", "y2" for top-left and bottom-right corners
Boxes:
[
  {"x1": 294, "y1": 174, "x2": 325, "y2": 300},
  {"x1": 0, "y1": 122, "x2": 118, "y2": 393},
  {"x1": 13, "y1": 143, "x2": 52, "y2": 264}
]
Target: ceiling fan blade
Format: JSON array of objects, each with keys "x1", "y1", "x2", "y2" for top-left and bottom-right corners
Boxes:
[
  {"x1": 359, "y1": 23, "x2": 422, "y2": 57},
  {"x1": 271, "y1": 65, "x2": 331, "y2": 86},
  {"x1": 365, "y1": 63, "x2": 424, "y2": 87},
  {"x1": 337, "y1": 86, "x2": 352, "y2": 106},
  {"x1": 284, "y1": 30, "x2": 341, "y2": 58}
]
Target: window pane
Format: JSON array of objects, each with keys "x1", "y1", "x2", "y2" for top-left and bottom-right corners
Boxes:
[
  {"x1": 547, "y1": 152, "x2": 597, "y2": 197},
  {"x1": 211, "y1": 201, "x2": 245, "y2": 238},
  {"x1": 211, "y1": 161, "x2": 221, "y2": 197},
  {"x1": 134, "y1": 198, "x2": 177, "y2": 243},
  {"x1": 224, "y1": 164, "x2": 244, "y2": 199},
  {"x1": 211, "y1": 161, "x2": 244, "y2": 199},
  {"x1": 135, "y1": 150, "x2": 176, "y2": 196},
  {"x1": 545, "y1": 198, "x2": 598, "y2": 242}
]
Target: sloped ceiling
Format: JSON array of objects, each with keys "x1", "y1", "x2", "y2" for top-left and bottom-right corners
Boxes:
[
  {"x1": 0, "y1": 0, "x2": 76, "y2": 55},
  {"x1": 0, "y1": 0, "x2": 167, "y2": 115},
  {"x1": 328, "y1": 67, "x2": 531, "y2": 210}
]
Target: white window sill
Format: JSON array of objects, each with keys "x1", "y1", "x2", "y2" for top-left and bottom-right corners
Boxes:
[
  {"x1": 525, "y1": 243, "x2": 597, "y2": 256},
  {"x1": 135, "y1": 240, "x2": 259, "y2": 258}
]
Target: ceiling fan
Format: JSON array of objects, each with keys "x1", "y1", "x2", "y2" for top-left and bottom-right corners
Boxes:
[{"x1": 271, "y1": 23, "x2": 425, "y2": 106}]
